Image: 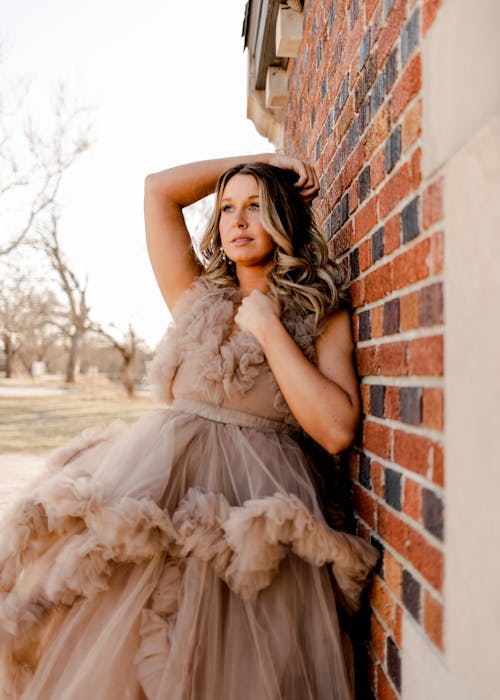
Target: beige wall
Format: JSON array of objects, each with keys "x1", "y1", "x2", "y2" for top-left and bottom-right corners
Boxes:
[{"x1": 404, "y1": 0, "x2": 500, "y2": 697}]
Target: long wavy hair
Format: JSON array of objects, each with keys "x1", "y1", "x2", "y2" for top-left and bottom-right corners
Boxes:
[{"x1": 198, "y1": 162, "x2": 350, "y2": 326}]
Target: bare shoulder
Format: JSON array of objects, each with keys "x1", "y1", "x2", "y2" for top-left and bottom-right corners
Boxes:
[{"x1": 315, "y1": 308, "x2": 355, "y2": 355}]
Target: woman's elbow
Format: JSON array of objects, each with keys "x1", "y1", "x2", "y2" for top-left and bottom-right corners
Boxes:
[{"x1": 322, "y1": 427, "x2": 356, "y2": 455}]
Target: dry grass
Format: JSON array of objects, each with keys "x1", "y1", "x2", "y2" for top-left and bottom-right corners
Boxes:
[{"x1": 0, "y1": 380, "x2": 162, "y2": 453}]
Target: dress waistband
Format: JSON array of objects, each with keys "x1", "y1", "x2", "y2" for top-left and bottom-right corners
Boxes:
[{"x1": 170, "y1": 398, "x2": 299, "y2": 436}]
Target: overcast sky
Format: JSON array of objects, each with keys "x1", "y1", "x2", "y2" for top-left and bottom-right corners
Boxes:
[{"x1": 1, "y1": 0, "x2": 272, "y2": 346}]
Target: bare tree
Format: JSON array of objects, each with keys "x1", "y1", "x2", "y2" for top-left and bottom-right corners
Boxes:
[
  {"x1": 0, "y1": 80, "x2": 91, "y2": 256},
  {"x1": 37, "y1": 209, "x2": 92, "y2": 383},
  {"x1": 92, "y1": 323, "x2": 142, "y2": 397}
]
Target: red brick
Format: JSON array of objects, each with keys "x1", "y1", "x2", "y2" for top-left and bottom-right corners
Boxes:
[
  {"x1": 400, "y1": 291, "x2": 420, "y2": 330},
  {"x1": 385, "y1": 386, "x2": 401, "y2": 420},
  {"x1": 350, "y1": 278, "x2": 365, "y2": 307},
  {"x1": 349, "y1": 180, "x2": 359, "y2": 214},
  {"x1": 423, "y1": 177, "x2": 444, "y2": 229},
  {"x1": 354, "y1": 197, "x2": 378, "y2": 242},
  {"x1": 353, "y1": 484, "x2": 377, "y2": 529},
  {"x1": 392, "y1": 238, "x2": 431, "y2": 290},
  {"x1": 371, "y1": 576, "x2": 395, "y2": 630},
  {"x1": 423, "y1": 0, "x2": 442, "y2": 35},
  {"x1": 378, "y1": 503, "x2": 444, "y2": 591},
  {"x1": 371, "y1": 305, "x2": 384, "y2": 337},
  {"x1": 379, "y1": 163, "x2": 410, "y2": 218},
  {"x1": 358, "y1": 240, "x2": 371, "y2": 271},
  {"x1": 343, "y1": 141, "x2": 365, "y2": 190},
  {"x1": 371, "y1": 613, "x2": 387, "y2": 664},
  {"x1": 391, "y1": 54, "x2": 422, "y2": 122},
  {"x1": 410, "y1": 146, "x2": 422, "y2": 188},
  {"x1": 357, "y1": 520, "x2": 371, "y2": 541},
  {"x1": 408, "y1": 334, "x2": 443, "y2": 376},
  {"x1": 407, "y1": 527, "x2": 444, "y2": 591},
  {"x1": 379, "y1": 341, "x2": 408, "y2": 376},
  {"x1": 360, "y1": 383, "x2": 371, "y2": 414},
  {"x1": 371, "y1": 460, "x2": 385, "y2": 498},
  {"x1": 364, "y1": 263, "x2": 393, "y2": 303},
  {"x1": 356, "y1": 345, "x2": 378, "y2": 376},
  {"x1": 394, "y1": 604, "x2": 403, "y2": 648},
  {"x1": 377, "y1": 667, "x2": 398, "y2": 700},
  {"x1": 376, "y1": 0, "x2": 407, "y2": 69},
  {"x1": 402, "y1": 99, "x2": 422, "y2": 152},
  {"x1": 384, "y1": 213, "x2": 401, "y2": 254},
  {"x1": 433, "y1": 443, "x2": 444, "y2": 487},
  {"x1": 403, "y1": 477, "x2": 422, "y2": 522},
  {"x1": 423, "y1": 388, "x2": 444, "y2": 431},
  {"x1": 424, "y1": 590, "x2": 444, "y2": 650},
  {"x1": 363, "y1": 420, "x2": 392, "y2": 459},
  {"x1": 384, "y1": 549, "x2": 403, "y2": 599},
  {"x1": 336, "y1": 95, "x2": 356, "y2": 142},
  {"x1": 429, "y1": 230, "x2": 444, "y2": 274},
  {"x1": 365, "y1": 0, "x2": 380, "y2": 23},
  {"x1": 349, "y1": 451, "x2": 360, "y2": 480},
  {"x1": 371, "y1": 148, "x2": 386, "y2": 188},
  {"x1": 394, "y1": 430, "x2": 434, "y2": 476},
  {"x1": 364, "y1": 104, "x2": 390, "y2": 160}
]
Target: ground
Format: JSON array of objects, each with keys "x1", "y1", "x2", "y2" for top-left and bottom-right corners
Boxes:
[{"x1": 0, "y1": 376, "x2": 161, "y2": 515}]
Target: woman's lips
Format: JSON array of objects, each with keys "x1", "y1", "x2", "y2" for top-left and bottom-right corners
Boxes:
[{"x1": 231, "y1": 236, "x2": 253, "y2": 246}]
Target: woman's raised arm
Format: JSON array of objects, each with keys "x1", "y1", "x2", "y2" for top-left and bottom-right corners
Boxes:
[{"x1": 144, "y1": 154, "x2": 272, "y2": 310}]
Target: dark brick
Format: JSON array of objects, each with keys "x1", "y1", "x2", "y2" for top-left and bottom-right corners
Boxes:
[
  {"x1": 370, "y1": 385, "x2": 385, "y2": 418},
  {"x1": 359, "y1": 28, "x2": 371, "y2": 70},
  {"x1": 341, "y1": 192, "x2": 349, "y2": 226},
  {"x1": 370, "y1": 535, "x2": 385, "y2": 572},
  {"x1": 355, "y1": 56, "x2": 377, "y2": 111},
  {"x1": 419, "y1": 282, "x2": 443, "y2": 326},
  {"x1": 358, "y1": 166, "x2": 371, "y2": 203},
  {"x1": 311, "y1": 16, "x2": 317, "y2": 39},
  {"x1": 348, "y1": 116, "x2": 360, "y2": 154},
  {"x1": 350, "y1": 0, "x2": 360, "y2": 28},
  {"x1": 321, "y1": 75, "x2": 328, "y2": 101},
  {"x1": 384, "y1": 468, "x2": 402, "y2": 510},
  {"x1": 359, "y1": 453, "x2": 371, "y2": 488},
  {"x1": 402, "y1": 8, "x2": 420, "y2": 66},
  {"x1": 334, "y1": 74, "x2": 350, "y2": 120},
  {"x1": 383, "y1": 0, "x2": 395, "y2": 20},
  {"x1": 320, "y1": 173, "x2": 327, "y2": 197},
  {"x1": 358, "y1": 308, "x2": 370, "y2": 340},
  {"x1": 422, "y1": 488, "x2": 444, "y2": 540},
  {"x1": 359, "y1": 96, "x2": 371, "y2": 132},
  {"x1": 315, "y1": 136, "x2": 321, "y2": 161},
  {"x1": 384, "y1": 48, "x2": 398, "y2": 93},
  {"x1": 302, "y1": 44, "x2": 309, "y2": 70},
  {"x1": 371, "y1": 227, "x2": 384, "y2": 262},
  {"x1": 385, "y1": 124, "x2": 402, "y2": 173},
  {"x1": 400, "y1": 387, "x2": 423, "y2": 424},
  {"x1": 387, "y1": 637, "x2": 402, "y2": 692},
  {"x1": 326, "y1": 108, "x2": 334, "y2": 137},
  {"x1": 349, "y1": 247, "x2": 360, "y2": 277},
  {"x1": 316, "y1": 41, "x2": 322, "y2": 68},
  {"x1": 311, "y1": 106, "x2": 316, "y2": 129},
  {"x1": 402, "y1": 569, "x2": 421, "y2": 621},
  {"x1": 370, "y1": 71, "x2": 385, "y2": 114},
  {"x1": 402, "y1": 197, "x2": 420, "y2": 243},
  {"x1": 383, "y1": 298, "x2": 400, "y2": 335},
  {"x1": 327, "y1": 5, "x2": 335, "y2": 36},
  {"x1": 326, "y1": 213, "x2": 334, "y2": 241}
]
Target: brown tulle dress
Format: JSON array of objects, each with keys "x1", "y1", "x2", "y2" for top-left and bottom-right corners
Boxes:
[{"x1": 0, "y1": 278, "x2": 378, "y2": 700}]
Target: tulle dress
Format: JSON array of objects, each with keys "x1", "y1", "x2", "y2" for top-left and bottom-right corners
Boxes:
[{"x1": 0, "y1": 278, "x2": 378, "y2": 700}]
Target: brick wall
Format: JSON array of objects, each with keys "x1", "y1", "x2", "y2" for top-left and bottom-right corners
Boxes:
[{"x1": 282, "y1": 1, "x2": 445, "y2": 697}]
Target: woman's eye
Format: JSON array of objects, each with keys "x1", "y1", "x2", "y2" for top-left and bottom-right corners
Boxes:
[
  {"x1": 249, "y1": 202, "x2": 260, "y2": 210},
  {"x1": 221, "y1": 205, "x2": 232, "y2": 212}
]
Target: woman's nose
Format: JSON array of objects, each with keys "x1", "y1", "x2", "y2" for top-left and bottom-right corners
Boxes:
[{"x1": 233, "y1": 211, "x2": 247, "y2": 228}]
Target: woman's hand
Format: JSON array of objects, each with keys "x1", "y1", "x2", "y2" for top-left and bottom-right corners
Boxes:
[
  {"x1": 234, "y1": 290, "x2": 280, "y2": 345},
  {"x1": 270, "y1": 154, "x2": 320, "y2": 202}
]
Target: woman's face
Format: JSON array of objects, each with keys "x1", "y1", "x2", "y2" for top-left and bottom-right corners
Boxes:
[{"x1": 219, "y1": 174, "x2": 275, "y2": 269}]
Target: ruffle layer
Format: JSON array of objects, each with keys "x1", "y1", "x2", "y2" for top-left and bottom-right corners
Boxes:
[{"x1": 147, "y1": 278, "x2": 322, "y2": 421}]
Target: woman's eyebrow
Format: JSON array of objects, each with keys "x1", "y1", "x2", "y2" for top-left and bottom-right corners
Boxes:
[{"x1": 221, "y1": 194, "x2": 260, "y2": 202}]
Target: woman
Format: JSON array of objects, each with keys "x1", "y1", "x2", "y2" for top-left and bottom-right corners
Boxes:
[{"x1": 0, "y1": 153, "x2": 377, "y2": 699}]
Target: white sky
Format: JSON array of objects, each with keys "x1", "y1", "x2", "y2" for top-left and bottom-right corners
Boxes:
[{"x1": 1, "y1": 0, "x2": 272, "y2": 347}]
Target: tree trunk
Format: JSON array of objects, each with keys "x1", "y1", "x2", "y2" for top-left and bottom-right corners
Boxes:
[
  {"x1": 65, "y1": 328, "x2": 83, "y2": 383},
  {"x1": 4, "y1": 334, "x2": 16, "y2": 378},
  {"x1": 121, "y1": 356, "x2": 135, "y2": 397}
]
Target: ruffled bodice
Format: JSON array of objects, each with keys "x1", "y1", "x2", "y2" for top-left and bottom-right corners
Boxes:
[{"x1": 148, "y1": 277, "x2": 320, "y2": 428}]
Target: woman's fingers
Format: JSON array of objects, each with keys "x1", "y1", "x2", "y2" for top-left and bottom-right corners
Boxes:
[{"x1": 270, "y1": 154, "x2": 319, "y2": 201}]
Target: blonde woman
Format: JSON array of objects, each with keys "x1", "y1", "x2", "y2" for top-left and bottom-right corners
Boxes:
[{"x1": 0, "y1": 153, "x2": 378, "y2": 699}]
